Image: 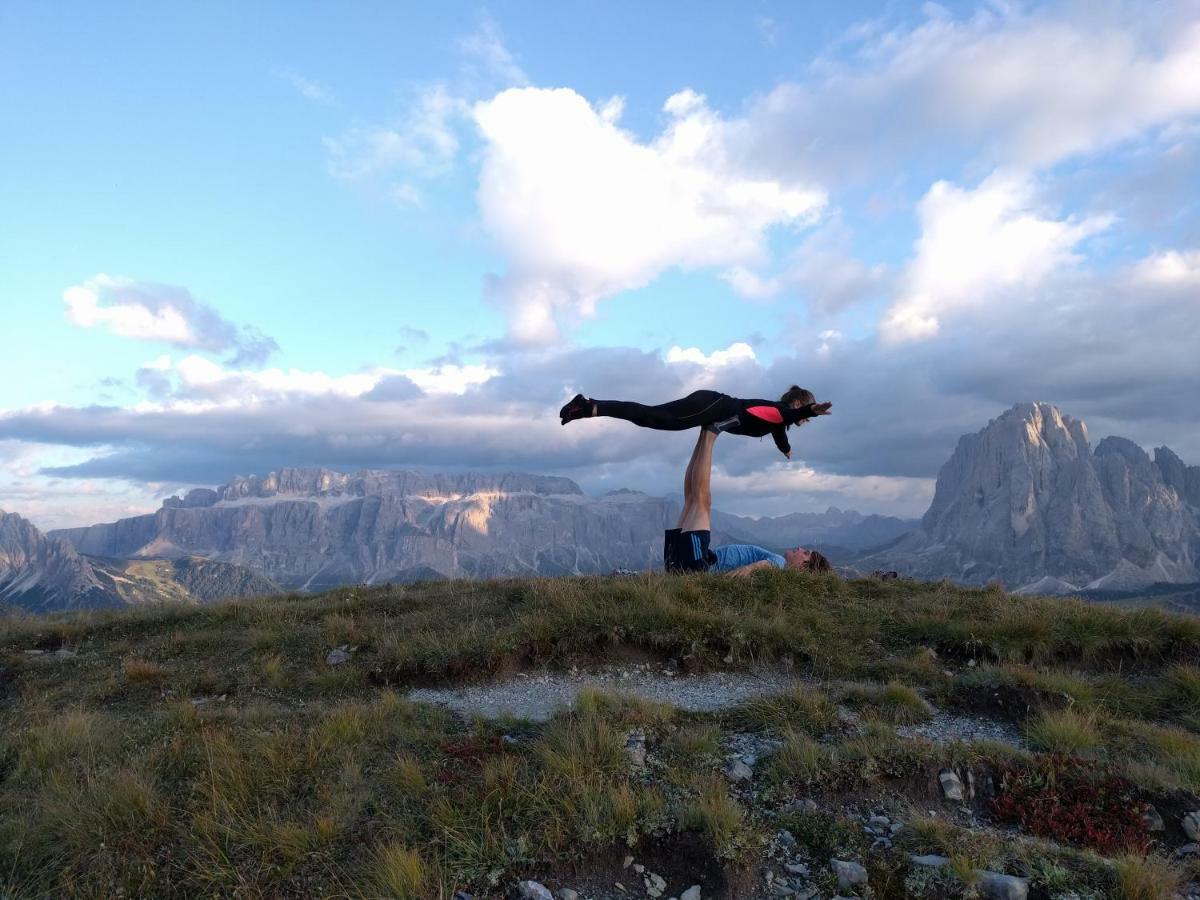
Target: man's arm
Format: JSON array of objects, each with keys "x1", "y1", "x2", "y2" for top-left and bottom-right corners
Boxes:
[{"x1": 725, "y1": 560, "x2": 777, "y2": 577}]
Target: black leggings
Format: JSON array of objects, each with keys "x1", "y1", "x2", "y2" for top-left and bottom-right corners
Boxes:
[{"x1": 593, "y1": 390, "x2": 740, "y2": 431}]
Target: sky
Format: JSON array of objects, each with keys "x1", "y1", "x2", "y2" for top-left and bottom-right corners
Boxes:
[{"x1": 1, "y1": 0, "x2": 1199, "y2": 530}]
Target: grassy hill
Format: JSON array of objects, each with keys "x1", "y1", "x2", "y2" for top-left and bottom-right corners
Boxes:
[{"x1": 3, "y1": 573, "x2": 1200, "y2": 898}]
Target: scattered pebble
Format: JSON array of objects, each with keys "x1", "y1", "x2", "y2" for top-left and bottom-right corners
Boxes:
[
  {"x1": 325, "y1": 646, "x2": 352, "y2": 666},
  {"x1": 939, "y1": 768, "x2": 965, "y2": 801},
  {"x1": 517, "y1": 880, "x2": 553, "y2": 900},
  {"x1": 830, "y1": 858, "x2": 868, "y2": 890}
]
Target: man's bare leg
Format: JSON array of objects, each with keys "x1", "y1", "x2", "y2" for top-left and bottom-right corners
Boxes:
[{"x1": 677, "y1": 429, "x2": 717, "y2": 532}]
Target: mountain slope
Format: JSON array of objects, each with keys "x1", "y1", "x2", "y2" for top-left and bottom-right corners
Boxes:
[
  {"x1": 0, "y1": 510, "x2": 116, "y2": 612},
  {"x1": 857, "y1": 402, "x2": 1200, "y2": 589}
]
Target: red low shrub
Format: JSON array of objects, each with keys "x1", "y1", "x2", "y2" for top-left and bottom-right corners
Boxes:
[{"x1": 990, "y1": 754, "x2": 1149, "y2": 854}]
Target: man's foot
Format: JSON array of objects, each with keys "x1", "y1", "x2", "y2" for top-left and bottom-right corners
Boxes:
[{"x1": 560, "y1": 393, "x2": 592, "y2": 425}]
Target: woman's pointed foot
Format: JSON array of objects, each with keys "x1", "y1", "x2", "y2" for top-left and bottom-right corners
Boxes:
[{"x1": 560, "y1": 393, "x2": 592, "y2": 425}]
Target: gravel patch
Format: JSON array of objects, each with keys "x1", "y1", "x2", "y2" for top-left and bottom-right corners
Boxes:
[
  {"x1": 896, "y1": 710, "x2": 1026, "y2": 749},
  {"x1": 408, "y1": 665, "x2": 801, "y2": 722}
]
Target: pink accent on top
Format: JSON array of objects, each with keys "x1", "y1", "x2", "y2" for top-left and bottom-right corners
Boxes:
[{"x1": 746, "y1": 405, "x2": 784, "y2": 424}]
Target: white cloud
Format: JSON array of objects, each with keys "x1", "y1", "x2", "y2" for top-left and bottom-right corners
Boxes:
[
  {"x1": 325, "y1": 85, "x2": 465, "y2": 180},
  {"x1": 275, "y1": 69, "x2": 334, "y2": 104},
  {"x1": 724, "y1": 222, "x2": 888, "y2": 310},
  {"x1": 881, "y1": 171, "x2": 1113, "y2": 342},
  {"x1": 666, "y1": 342, "x2": 757, "y2": 369},
  {"x1": 721, "y1": 266, "x2": 781, "y2": 299},
  {"x1": 1128, "y1": 248, "x2": 1200, "y2": 287},
  {"x1": 754, "y1": 15, "x2": 782, "y2": 47},
  {"x1": 63, "y1": 275, "x2": 279, "y2": 364},
  {"x1": 474, "y1": 87, "x2": 826, "y2": 342},
  {"x1": 129, "y1": 356, "x2": 499, "y2": 410},
  {"x1": 457, "y1": 12, "x2": 529, "y2": 89},
  {"x1": 742, "y1": 3, "x2": 1200, "y2": 180}
]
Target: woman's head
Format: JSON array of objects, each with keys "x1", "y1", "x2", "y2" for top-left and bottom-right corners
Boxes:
[
  {"x1": 780, "y1": 385, "x2": 815, "y2": 409},
  {"x1": 783, "y1": 547, "x2": 834, "y2": 573}
]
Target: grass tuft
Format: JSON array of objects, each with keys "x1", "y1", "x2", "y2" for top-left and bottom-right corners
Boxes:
[
  {"x1": 1024, "y1": 707, "x2": 1102, "y2": 755},
  {"x1": 1113, "y1": 854, "x2": 1184, "y2": 900}
]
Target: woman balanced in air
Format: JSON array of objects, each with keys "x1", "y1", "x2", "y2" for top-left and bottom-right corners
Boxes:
[{"x1": 559, "y1": 385, "x2": 832, "y2": 458}]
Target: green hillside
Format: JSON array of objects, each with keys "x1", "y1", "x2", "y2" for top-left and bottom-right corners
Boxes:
[{"x1": 2, "y1": 574, "x2": 1200, "y2": 898}]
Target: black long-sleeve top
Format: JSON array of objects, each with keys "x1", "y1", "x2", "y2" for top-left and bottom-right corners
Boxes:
[{"x1": 713, "y1": 399, "x2": 821, "y2": 456}]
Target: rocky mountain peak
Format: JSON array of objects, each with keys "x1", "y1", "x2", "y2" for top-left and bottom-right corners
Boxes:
[{"x1": 863, "y1": 402, "x2": 1200, "y2": 590}]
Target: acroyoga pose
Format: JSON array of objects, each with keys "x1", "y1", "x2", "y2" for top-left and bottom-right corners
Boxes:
[
  {"x1": 560, "y1": 386, "x2": 832, "y2": 458},
  {"x1": 664, "y1": 428, "x2": 832, "y2": 575}
]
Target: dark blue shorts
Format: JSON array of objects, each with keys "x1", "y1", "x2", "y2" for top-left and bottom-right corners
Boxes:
[{"x1": 664, "y1": 528, "x2": 716, "y2": 573}]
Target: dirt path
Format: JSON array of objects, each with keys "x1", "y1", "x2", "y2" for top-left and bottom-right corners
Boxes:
[{"x1": 407, "y1": 665, "x2": 800, "y2": 721}]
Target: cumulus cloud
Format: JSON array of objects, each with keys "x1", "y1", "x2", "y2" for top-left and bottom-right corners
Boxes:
[
  {"x1": 741, "y1": 2, "x2": 1200, "y2": 182},
  {"x1": 881, "y1": 171, "x2": 1113, "y2": 342},
  {"x1": 474, "y1": 87, "x2": 826, "y2": 341},
  {"x1": 63, "y1": 275, "x2": 279, "y2": 365},
  {"x1": 1128, "y1": 248, "x2": 1200, "y2": 288}
]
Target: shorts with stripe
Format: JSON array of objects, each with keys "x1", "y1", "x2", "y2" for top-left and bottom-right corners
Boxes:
[{"x1": 663, "y1": 528, "x2": 716, "y2": 573}]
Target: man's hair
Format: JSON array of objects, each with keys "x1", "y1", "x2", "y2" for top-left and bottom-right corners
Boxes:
[
  {"x1": 803, "y1": 550, "x2": 833, "y2": 573},
  {"x1": 780, "y1": 385, "x2": 815, "y2": 407}
]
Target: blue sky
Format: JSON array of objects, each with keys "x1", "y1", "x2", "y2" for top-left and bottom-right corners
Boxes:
[{"x1": 2, "y1": 1, "x2": 1199, "y2": 529}]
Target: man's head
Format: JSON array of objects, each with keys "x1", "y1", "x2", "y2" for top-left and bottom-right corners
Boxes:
[
  {"x1": 779, "y1": 385, "x2": 816, "y2": 409},
  {"x1": 783, "y1": 547, "x2": 833, "y2": 573}
]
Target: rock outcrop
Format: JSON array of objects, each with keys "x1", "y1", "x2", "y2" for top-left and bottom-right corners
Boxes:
[
  {"x1": 858, "y1": 403, "x2": 1200, "y2": 590},
  {"x1": 0, "y1": 510, "x2": 115, "y2": 612}
]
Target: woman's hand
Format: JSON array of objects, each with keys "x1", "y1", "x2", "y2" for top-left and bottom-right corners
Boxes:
[{"x1": 810, "y1": 401, "x2": 833, "y2": 415}]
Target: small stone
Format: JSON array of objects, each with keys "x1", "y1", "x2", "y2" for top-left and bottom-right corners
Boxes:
[
  {"x1": 977, "y1": 871, "x2": 1030, "y2": 900},
  {"x1": 625, "y1": 729, "x2": 647, "y2": 766},
  {"x1": 1183, "y1": 812, "x2": 1200, "y2": 841},
  {"x1": 556, "y1": 890, "x2": 579, "y2": 900},
  {"x1": 454, "y1": 893, "x2": 475, "y2": 900},
  {"x1": 830, "y1": 859, "x2": 868, "y2": 890},
  {"x1": 781, "y1": 798, "x2": 819, "y2": 814},
  {"x1": 326, "y1": 647, "x2": 351, "y2": 666},
  {"x1": 968, "y1": 658, "x2": 977, "y2": 667},
  {"x1": 1144, "y1": 806, "x2": 1165, "y2": 832},
  {"x1": 771, "y1": 883, "x2": 796, "y2": 897},
  {"x1": 889, "y1": 822, "x2": 903, "y2": 834},
  {"x1": 777, "y1": 829, "x2": 796, "y2": 847},
  {"x1": 681, "y1": 887, "x2": 702, "y2": 900},
  {"x1": 869, "y1": 814, "x2": 890, "y2": 827},
  {"x1": 633, "y1": 864, "x2": 645, "y2": 874},
  {"x1": 784, "y1": 863, "x2": 809, "y2": 876},
  {"x1": 725, "y1": 759, "x2": 753, "y2": 782},
  {"x1": 517, "y1": 881, "x2": 553, "y2": 900},
  {"x1": 645, "y1": 873, "x2": 666, "y2": 898},
  {"x1": 1175, "y1": 842, "x2": 1200, "y2": 857},
  {"x1": 910, "y1": 854, "x2": 950, "y2": 867},
  {"x1": 939, "y1": 768, "x2": 965, "y2": 801}
]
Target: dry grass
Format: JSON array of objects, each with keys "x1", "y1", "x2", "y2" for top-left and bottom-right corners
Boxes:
[
  {"x1": 3, "y1": 573, "x2": 1200, "y2": 896},
  {"x1": 1113, "y1": 853, "x2": 1184, "y2": 900},
  {"x1": 1024, "y1": 707, "x2": 1103, "y2": 755},
  {"x1": 122, "y1": 657, "x2": 168, "y2": 683}
]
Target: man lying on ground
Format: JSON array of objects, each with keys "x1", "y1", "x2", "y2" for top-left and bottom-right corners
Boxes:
[{"x1": 663, "y1": 428, "x2": 833, "y2": 576}]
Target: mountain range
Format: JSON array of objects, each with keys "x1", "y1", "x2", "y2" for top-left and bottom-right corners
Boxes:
[{"x1": 5, "y1": 401, "x2": 1197, "y2": 613}]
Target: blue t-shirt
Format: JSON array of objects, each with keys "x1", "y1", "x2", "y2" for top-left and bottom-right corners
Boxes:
[{"x1": 710, "y1": 544, "x2": 786, "y2": 573}]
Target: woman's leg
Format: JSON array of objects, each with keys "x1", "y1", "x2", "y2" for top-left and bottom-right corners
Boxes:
[{"x1": 593, "y1": 390, "x2": 732, "y2": 431}]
